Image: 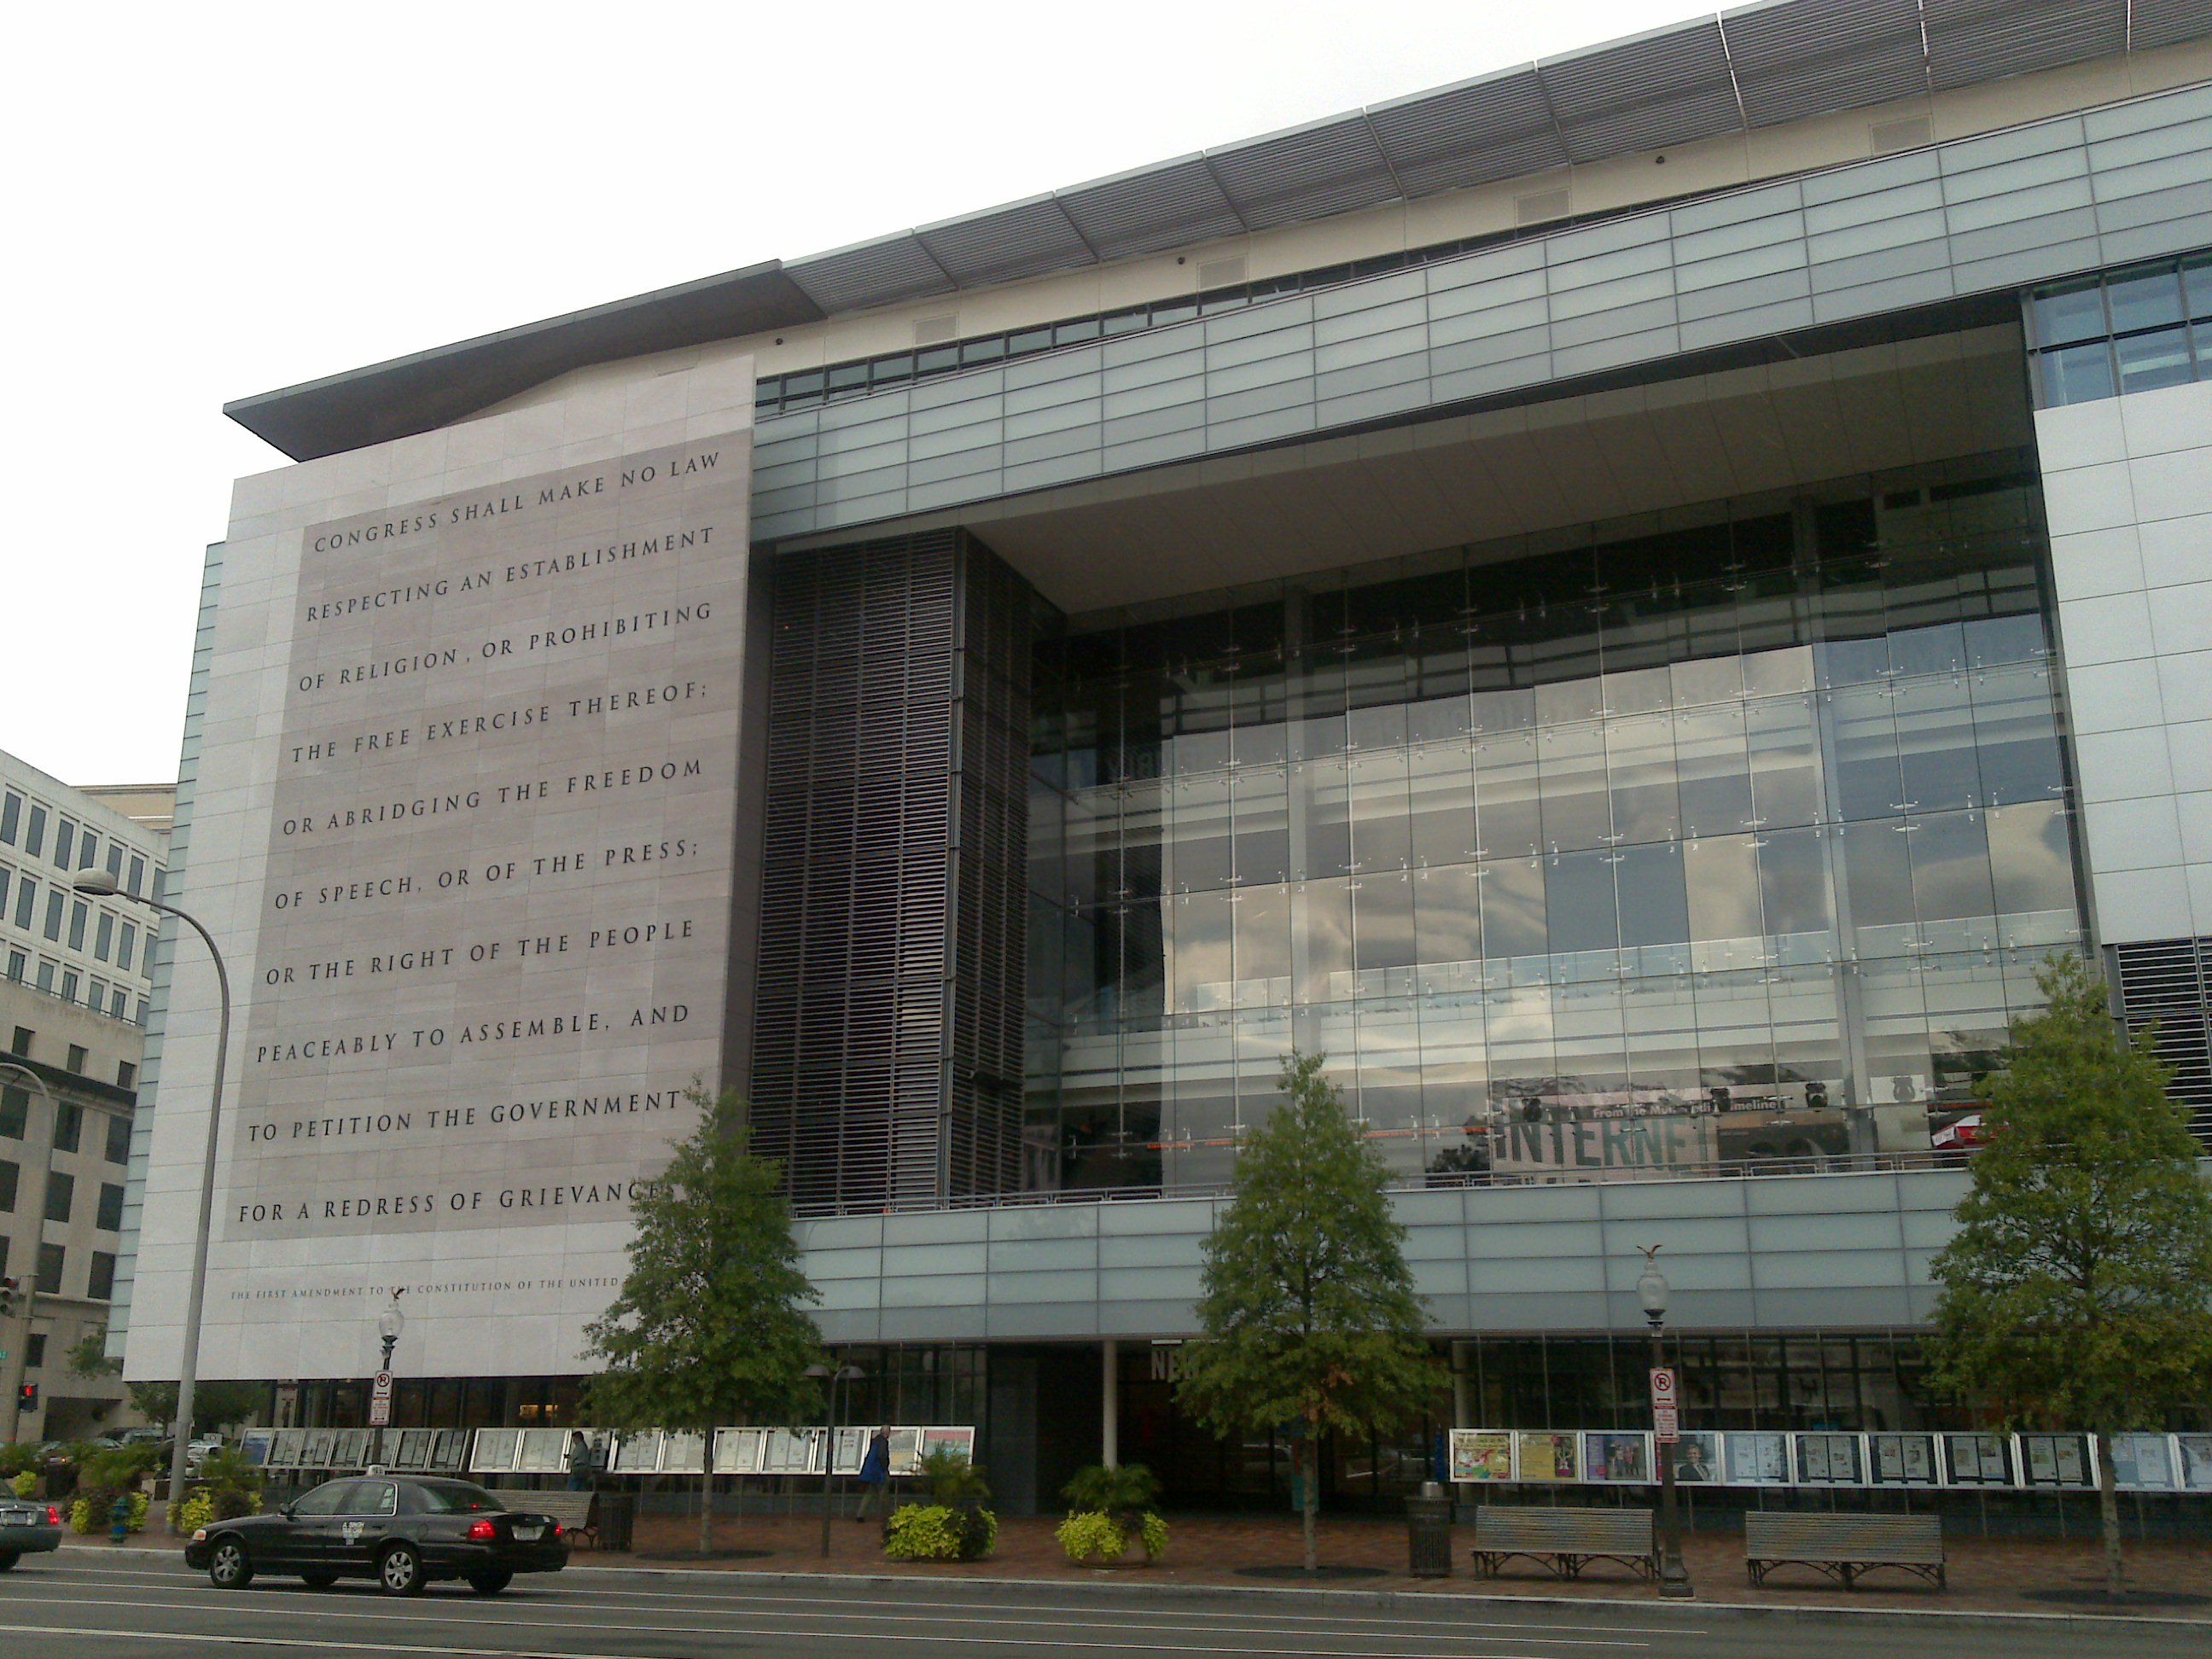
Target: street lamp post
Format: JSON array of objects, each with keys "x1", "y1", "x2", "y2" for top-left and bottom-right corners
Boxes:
[
  {"x1": 0, "y1": 1060, "x2": 60, "y2": 1446},
  {"x1": 1636, "y1": 1246, "x2": 1694, "y2": 1599},
  {"x1": 377, "y1": 1292, "x2": 406, "y2": 1372},
  {"x1": 73, "y1": 871, "x2": 232, "y2": 1511},
  {"x1": 803, "y1": 1360, "x2": 866, "y2": 1558}
]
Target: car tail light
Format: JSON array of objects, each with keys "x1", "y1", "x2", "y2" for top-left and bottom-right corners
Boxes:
[
  {"x1": 468, "y1": 1519, "x2": 498, "y2": 1541},
  {"x1": 551, "y1": 1523, "x2": 563, "y2": 1540},
  {"x1": 47, "y1": 1506, "x2": 62, "y2": 1525}
]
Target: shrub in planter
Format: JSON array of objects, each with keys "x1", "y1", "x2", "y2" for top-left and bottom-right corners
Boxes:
[
  {"x1": 884, "y1": 1503, "x2": 998, "y2": 1562},
  {"x1": 194, "y1": 1448, "x2": 264, "y2": 1521},
  {"x1": 1057, "y1": 1463, "x2": 1167, "y2": 1565},
  {"x1": 171, "y1": 1492, "x2": 217, "y2": 1536},
  {"x1": 8, "y1": 1470, "x2": 35, "y2": 1499}
]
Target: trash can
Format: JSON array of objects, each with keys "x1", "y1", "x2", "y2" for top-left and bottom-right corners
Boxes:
[
  {"x1": 596, "y1": 1492, "x2": 637, "y2": 1553},
  {"x1": 1406, "y1": 1482, "x2": 1453, "y2": 1579}
]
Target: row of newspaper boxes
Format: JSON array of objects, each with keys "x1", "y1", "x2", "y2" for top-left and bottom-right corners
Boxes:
[
  {"x1": 1449, "y1": 1429, "x2": 2212, "y2": 1493},
  {"x1": 235, "y1": 1425, "x2": 975, "y2": 1479}
]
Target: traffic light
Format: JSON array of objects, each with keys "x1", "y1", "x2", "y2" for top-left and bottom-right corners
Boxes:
[
  {"x1": 16, "y1": 1382, "x2": 36, "y2": 1411},
  {"x1": 0, "y1": 1276, "x2": 18, "y2": 1318}
]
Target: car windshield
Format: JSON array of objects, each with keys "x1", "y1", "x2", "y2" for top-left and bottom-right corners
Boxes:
[{"x1": 410, "y1": 1481, "x2": 507, "y2": 1515}]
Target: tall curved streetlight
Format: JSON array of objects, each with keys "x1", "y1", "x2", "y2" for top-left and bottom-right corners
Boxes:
[
  {"x1": 1636, "y1": 1246, "x2": 1694, "y2": 1600},
  {"x1": 0, "y1": 1059, "x2": 61, "y2": 1445},
  {"x1": 73, "y1": 870, "x2": 232, "y2": 1512}
]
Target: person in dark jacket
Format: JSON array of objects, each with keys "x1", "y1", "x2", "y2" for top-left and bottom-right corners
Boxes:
[{"x1": 854, "y1": 1428, "x2": 891, "y2": 1522}]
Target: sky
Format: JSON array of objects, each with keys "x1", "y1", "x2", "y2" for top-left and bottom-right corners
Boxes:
[{"x1": 2, "y1": 0, "x2": 1708, "y2": 787}]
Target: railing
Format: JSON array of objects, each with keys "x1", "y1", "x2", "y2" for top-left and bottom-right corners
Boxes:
[
  {"x1": 0, "y1": 968, "x2": 147, "y2": 1027},
  {"x1": 787, "y1": 1149, "x2": 1969, "y2": 1220}
]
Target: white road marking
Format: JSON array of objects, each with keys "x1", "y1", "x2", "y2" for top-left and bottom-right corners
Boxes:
[
  {"x1": 0, "y1": 1593, "x2": 1652, "y2": 1657},
  {"x1": 34, "y1": 1563, "x2": 1694, "y2": 1638}
]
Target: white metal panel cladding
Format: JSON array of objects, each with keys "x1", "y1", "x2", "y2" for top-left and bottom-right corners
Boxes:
[
  {"x1": 752, "y1": 83, "x2": 2212, "y2": 544},
  {"x1": 792, "y1": 1166, "x2": 2012, "y2": 1344}
]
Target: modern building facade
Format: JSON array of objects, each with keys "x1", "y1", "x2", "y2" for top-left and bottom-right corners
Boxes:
[
  {"x1": 125, "y1": 1, "x2": 2212, "y2": 1513},
  {"x1": 1, "y1": 750, "x2": 169, "y2": 1441}
]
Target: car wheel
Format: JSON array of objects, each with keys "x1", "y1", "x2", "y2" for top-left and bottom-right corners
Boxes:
[
  {"x1": 208, "y1": 1537, "x2": 254, "y2": 1589},
  {"x1": 0, "y1": 1550, "x2": 19, "y2": 1572},
  {"x1": 376, "y1": 1542, "x2": 426, "y2": 1597},
  {"x1": 300, "y1": 1572, "x2": 339, "y2": 1589},
  {"x1": 467, "y1": 1571, "x2": 512, "y2": 1596}
]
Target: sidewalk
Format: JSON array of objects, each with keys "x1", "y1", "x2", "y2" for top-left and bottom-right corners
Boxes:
[{"x1": 89, "y1": 1504, "x2": 2209, "y2": 1621}]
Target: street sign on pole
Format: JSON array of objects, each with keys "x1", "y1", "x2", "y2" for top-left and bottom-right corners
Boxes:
[
  {"x1": 369, "y1": 1370, "x2": 393, "y2": 1429},
  {"x1": 1649, "y1": 1366, "x2": 1679, "y2": 1443}
]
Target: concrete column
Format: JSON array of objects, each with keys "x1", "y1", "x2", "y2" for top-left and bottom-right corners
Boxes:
[{"x1": 1102, "y1": 1339, "x2": 1120, "y2": 1468}]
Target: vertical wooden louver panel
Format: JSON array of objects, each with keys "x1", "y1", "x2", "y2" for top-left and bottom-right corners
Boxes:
[{"x1": 750, "y1": 529, "x2": 1033, "y2": 1209}]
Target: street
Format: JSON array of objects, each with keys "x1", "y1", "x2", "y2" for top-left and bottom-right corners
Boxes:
[{"x1": 0, "y1": 1552, "x2": 2204, "y2": 1658}]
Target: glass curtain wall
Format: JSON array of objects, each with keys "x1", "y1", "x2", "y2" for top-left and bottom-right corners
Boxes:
[{"x1": 1027, "y1": 456, "x2": 2084, "y2": 1194}]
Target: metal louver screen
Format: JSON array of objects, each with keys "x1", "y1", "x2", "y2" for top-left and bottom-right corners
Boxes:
[
  {"x1": 748, "y1": 528, "x2": 1032, "y2": 1208},
  {"x1": 2112, "y1": 936, "x2": 2212, "y2": 1141}
]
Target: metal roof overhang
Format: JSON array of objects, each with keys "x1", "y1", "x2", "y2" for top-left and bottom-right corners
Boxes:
[{"x1": 230, "y1": 0, "x2": 2204, "y2": 463}]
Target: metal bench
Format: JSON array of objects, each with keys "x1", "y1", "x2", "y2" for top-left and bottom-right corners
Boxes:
[
  {"x1": 511, "y1": 1489, "x2": 598, "y2": 1548},
  {"x1": 1470, "y1": 1507, "x2": 1656, "y2": 1580},
  {"x1": 1743, "y1": 1511, "x2": 1945, "y2": 1590}
]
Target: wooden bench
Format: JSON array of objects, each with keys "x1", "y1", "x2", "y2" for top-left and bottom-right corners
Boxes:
[
  {"x1": 1470, "y1": 1508, "x2": 1656, "y2": 1580},
  {"x1": 1744, "y1": 1511, "x2": 1945, "y2": 1590},
  {"x1": 507, "y1": 1489, "x2": 598, "y2": 1548}
]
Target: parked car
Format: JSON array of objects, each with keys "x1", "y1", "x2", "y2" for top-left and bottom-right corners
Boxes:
[
  {"x1": 185, "y1": 1475, "x2": 568, "y2": 1596},
  {"x1": 0, "y1": 1497, "x2": 64, "y2": 1571}
]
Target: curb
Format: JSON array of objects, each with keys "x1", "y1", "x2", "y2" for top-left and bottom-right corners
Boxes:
[{"x1": 58, "y1": 1539, "x2": 2207, "y2": 1631}]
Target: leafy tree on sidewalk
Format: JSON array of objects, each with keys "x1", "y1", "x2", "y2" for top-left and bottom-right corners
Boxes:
[
  {"x1": 1929, "y1": 954, "x2": 2212, "y2": 1599},
  {"x1": 68, "y1": 1332, "x2": 266, "y2": 1436},
  {"x1": 583, "y1": 1084, "x2": 824, "y2": 1553},
  {"x1": 1174, "y1": 1052, "x2": 1442, "y2": 1573}
]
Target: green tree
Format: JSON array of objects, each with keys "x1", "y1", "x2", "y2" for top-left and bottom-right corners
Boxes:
[
  {"x1": 1929, "y1": 955, "x2": 2212, "y2": 1599},
  {"x1": 67, "y1": 1324, "x2": 265, "y2": 1434},
  {"x1": 1174, "y1": 1052, "x2": 1443, "y2": 1572},
  {"x1": 583, "y1": 1085, "x2": 824, "y2": 1552}
]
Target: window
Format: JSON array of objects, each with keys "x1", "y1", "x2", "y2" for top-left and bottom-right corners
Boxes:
[
  {"x1": 55, "y1": 1102, "x2": 83, "y2": 1151},
  {"x1": 44, "y1": 1170, "x2": 74, "y2": 1223},
  {"x1": 289, "y1": 1482, "x2": 355, "y2": 1518},
  {"x1": 0, "y1": 792, "x2": 19, "y2": 844},
  {"x1": 0, "y1": 864, "x2": 9, "y2": 915},
  {"x1": 12, "y1": 875, "x2": 33, "y2": 928},
  {"x1": 67, "y1": 899, "x2": 88, "y2": 951},
  {"x1": 43, "y1": 889, "x2": 62, "y2": 940},
  {"x1": 53, "y1": 819, "x2": 74, "y2": 870},
  {"x1": 117, "y1": 1061, "x2": 136, "y2": 1089},
  {"x1": 346, "y1": 1480, "x2": 399, "y2": 1516},
  {"x1": 89, "y1": 977, "x2": 107, "y2": 1010},
  {"x1": 0, "y1": 1087, "x2": 24, "y2": 1140},
  {"x1": 24, "y1": 806, "x2": 44, "y2": 859},
  {"x1": 25, "y1": 1334, "x2": 45, "y2": 1370},
  {"x1": 9, "y1": 1027, "x2": 30, "y2": 1057},
  {"x1": 405, "y1": 1481, "x2": 505, "y2": 1515},
  {"x1": 96, "y1": 1181, "x2": 124, "y2": 1231},
  {"x1": 105, "y1": 844, "x2": 121, "y2": 882},
  {"x1": 65, "y1": 1044, "x2": 87, "y2": 1074},
  {"x1": 0, "y1": 1160, "x2": 16, "y2": 1210},
  {"x1": 34, "y1": 960, "x2": 53, "y2": 993},
  {"x1": 3, "y1": 951, "x2": 20, "y2": 982},
  {"x1": 94, "y1": 912, "x2": 113, "y2": 962},
  {"x1": 78, "y1": 832, "x2": 98, "y2": 871},
  {"x1": 117, "y1": 923, "x2": 135, "y2": 974},
  {"x1": 126, "y1": 855, "x2": 144, "y2": 897},
  {"x1": 58, "y1": 970, "x2": 78, "y2": 1005},
  {"x1": 89, "y1": 1251, "x2": 116, "y2": 1301},
  {"x1": 36, "y1": 1242, "x2": 65, "y2": 1295},
  {"x1": 105, "y1": 1112, "x2": 131, "y2": 1162},
  {"x1": 112, "y1": 990, "x2": 128, "y2": 1020},
  {"x1": 2029, "y1": 253, "x2": 2212, "y2": 408}
]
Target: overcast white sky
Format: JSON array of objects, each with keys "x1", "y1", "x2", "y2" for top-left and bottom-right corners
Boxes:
[{"x1": 3, "y1": 0, "x2": 1707, "y2": 788}]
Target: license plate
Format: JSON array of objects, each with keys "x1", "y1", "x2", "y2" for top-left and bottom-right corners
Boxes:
[
  {"x1": 510, "y1": 1524, "x2": 543, "y2": 1540},
  {"x1": 0, "y1": 1511, "x2": 32, "y2": 1525}
]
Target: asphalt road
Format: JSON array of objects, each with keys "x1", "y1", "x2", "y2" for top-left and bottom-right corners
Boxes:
[{"x1": 1, "y1": 1551, "x2": 2204, "y2": 1658}]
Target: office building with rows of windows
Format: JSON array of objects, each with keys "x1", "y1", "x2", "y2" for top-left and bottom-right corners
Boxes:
[
  {"x1": 1, "y1": 748, "x2": 171, "y2": 1441},
  {"x1": 128, "y1": 2, "x2": 2212, "y2": 1514}
]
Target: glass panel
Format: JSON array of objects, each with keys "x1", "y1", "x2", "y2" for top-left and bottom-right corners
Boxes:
[
  {"x1": 1481, "y1": 858, "x2": 1548, "y2": 964},
  {"x1": 1893, "y1": 678, "x2": 1981, "y2": 812},
  {"x1": 1538, "y1": 724, "x2": 1610, "y2": 852},
  {"x1": 2040, "y1": 341, "x2": 2115, "y2": 405},
  {"x1": 1474, "y1": 731, "x2": 1541, "y2": 857},
  {"x1": 2115, "y1": 326, "x2": 2194, "y2": 394},
  {"x1": 1676, "y1": 705, "x2": 1754, "y2": 837},
  {"x1": 2029, "y1": 276, "x2": 2105, "y2": 346},
  {"x1": 1413, "y1": 863, "x2": 1482, "y2": 983},
  {"x1": 1685, "y1": 833, "x2": 1763, "y2": 972},
  {"x1": 1406, "y1": 741, "x2": 1476, "y2": 867},
  {"x1": 1839, "y1": 820, "x2": 1918, "y2": 957},
  {"x1": 2105, "y1": 267, "x2": 2185, "y2": 334},
  {"x1": 1606, "y1": 714, "x2": 1679, "y2": 846},
  {"x1": 1988, "y1": 800, "x2": 2080, "y2": 948},
  {"x1": 1747, "y1": 696, "x2": 1824, "y2": 828},
  {"x1": 1908, "y1": 811, "x2": 1997, "y2": 952}
]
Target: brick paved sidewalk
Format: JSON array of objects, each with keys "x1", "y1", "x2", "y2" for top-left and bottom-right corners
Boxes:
[{"x1": 598, "y1": 1508, "x2": 2211, "y2": 1618}]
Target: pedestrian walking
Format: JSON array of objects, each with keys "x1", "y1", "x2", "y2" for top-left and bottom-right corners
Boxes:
[
  {"x1": 566, "y1": 1432, "x2": 593, "y2": 1492},
  {"x1": 854, "y1": 1427, "x2": 891, "y2": 1522}
]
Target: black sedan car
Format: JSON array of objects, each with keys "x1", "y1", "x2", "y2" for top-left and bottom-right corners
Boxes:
[
  {"x1": 184, "y1": 1476, "x2": 567, "y2": 1595},
  {"x1": 0, "y1": 1497, "x2": 65, "y2": 1570}
]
